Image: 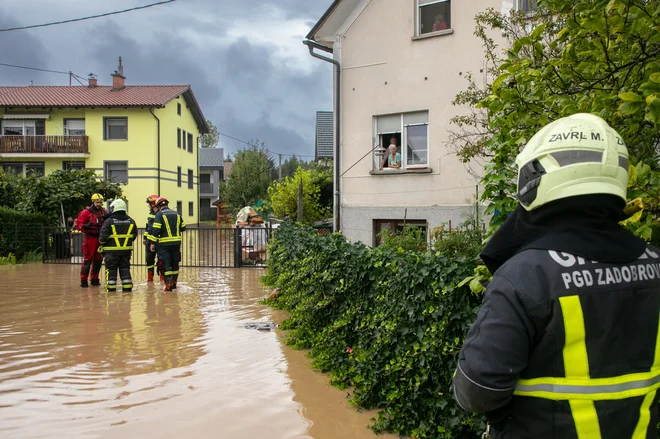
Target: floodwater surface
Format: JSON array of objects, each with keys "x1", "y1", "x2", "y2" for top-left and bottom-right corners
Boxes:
[{"x1": 0, "y1": 264, "x2": 396, "y2": 439}]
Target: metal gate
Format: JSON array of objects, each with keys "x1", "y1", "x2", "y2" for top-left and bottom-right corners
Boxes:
[{"x1": 42, "y1": 226, "x2": 272, "y2": 268}]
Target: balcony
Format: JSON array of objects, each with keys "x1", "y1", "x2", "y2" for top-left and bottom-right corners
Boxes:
[
  {"x1": 200, "y1": 182, "x2": 215, "y2": 194},
  {"x1": 0, "y1": 135, "x2": 89, "y2": 157}
]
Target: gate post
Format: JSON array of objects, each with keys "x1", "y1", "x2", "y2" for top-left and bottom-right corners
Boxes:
[{"x1": 233, "y1": 227, "x2": 242, "y2": 268}]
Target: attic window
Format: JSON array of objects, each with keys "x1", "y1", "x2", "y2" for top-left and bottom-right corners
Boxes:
[{"x1": 177, "y1": 102, "x2": 182, "y2": 116}]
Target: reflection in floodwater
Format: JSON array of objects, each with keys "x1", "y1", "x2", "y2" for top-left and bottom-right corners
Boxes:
[{"x1": 0, "y1": 264, "x2": 394, "y2": 439}]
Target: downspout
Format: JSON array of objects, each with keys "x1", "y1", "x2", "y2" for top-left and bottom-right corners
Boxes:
[
  {"x1": 303, "y1": 39, "x2": 341, "y2": 232},
  {"x1": 149, "y1": 108, "x2": 161, "y2": 194}
]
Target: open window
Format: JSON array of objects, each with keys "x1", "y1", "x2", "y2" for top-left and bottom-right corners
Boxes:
[
  {"x1": 373, "y1": 111, "x2": 429, "y2": 171},
  {"x1": 373, "y1": 219, "x2": 428, "y2": 246}
]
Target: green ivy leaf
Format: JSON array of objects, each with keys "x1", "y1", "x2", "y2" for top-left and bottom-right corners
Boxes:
[{"x1": 618, "y1": 92, "x2": 643, "y2": 102}]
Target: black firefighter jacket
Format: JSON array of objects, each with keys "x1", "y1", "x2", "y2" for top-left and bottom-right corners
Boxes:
[
  {"x1": 99, "y1": 212, "x2": 138, "y2": 256},
  {"x1": 453, "y1": 246, "x2": 660, "y2": 438}
]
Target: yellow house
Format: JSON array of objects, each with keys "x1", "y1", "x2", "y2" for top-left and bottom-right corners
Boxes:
[{"x1": 0, "y1": 60, "x2": 209, "y2": 227}]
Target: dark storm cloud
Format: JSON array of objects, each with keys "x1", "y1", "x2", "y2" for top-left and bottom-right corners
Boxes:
[
  {"x1": 0, "y1": 9, "x2": 53, "y2": 85},
  {"x1": 0, "y1": 0, "x2": 335, "y2": 157}
]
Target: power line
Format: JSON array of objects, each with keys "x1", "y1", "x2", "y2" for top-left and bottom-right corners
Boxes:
[
  {"x1": 218, "y1": 131, "x2": 315, "y2": 158},
  {"x1": 0, "y1": 0, "x2": 176, "y2": 32},
  {"x1": 0, "y1": 61, "x2": 71, "y2": 75}
]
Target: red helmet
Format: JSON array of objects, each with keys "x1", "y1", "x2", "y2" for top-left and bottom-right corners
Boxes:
[
  {"x1": 146, "y1": 194, "x2": 159, "y2": 205},
  {"x1": 154, "y1": 196, "x2": 169, "y2": 208}
]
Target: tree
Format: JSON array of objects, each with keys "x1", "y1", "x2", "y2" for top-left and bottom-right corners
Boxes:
[
  {"x1": 267, "y1": 167, "x2": 331, "y2": 223},
  {"x1": 448, "y1": 0, "x2": 660, "y2": 242},
  {"x1": 279, "y1": 155, "x2": 303, "y2": 179},
  {"x1": 220, "y1": 140, "x2": 274, "y2": 210},
  {"x1": 200, "y1": 119, "x2": 220, "y2": 148},
  {"x1": 0, "y1": 168, "x2": 123, "y2": 225}
]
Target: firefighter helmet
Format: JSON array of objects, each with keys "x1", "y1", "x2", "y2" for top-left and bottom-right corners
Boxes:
[
  {"x1": 91, "y1": 193, "x2": 104, "y2": 203},
  {"x1": 146, "y1": 194, "x2": 159, "y2": 205},
  {"x1": 110, "y1": 199, "x2": 127, "y2": 213},
  {"x1": 515, "y1": 113, "x2": 629, "y2": 211},
  {"x1": 154, "y1": 196, "x2": 169, "y2": 208}
]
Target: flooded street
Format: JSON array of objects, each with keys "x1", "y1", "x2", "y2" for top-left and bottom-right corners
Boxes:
[{"x1": 0, "y1": 264, "x2": 395, "y2": 439}]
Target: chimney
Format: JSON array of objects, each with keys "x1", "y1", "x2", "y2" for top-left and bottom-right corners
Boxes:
[
  {"x1": 88, "y1": 73, "x2": 98, "y2": 88},
  {"x1": 111, "y1": 56, "x2": 126, "y2": 91}
]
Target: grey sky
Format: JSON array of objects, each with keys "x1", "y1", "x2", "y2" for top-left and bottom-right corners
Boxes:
[{"x1": 0, "y1": 0, "x2": 333, "y2": 159}]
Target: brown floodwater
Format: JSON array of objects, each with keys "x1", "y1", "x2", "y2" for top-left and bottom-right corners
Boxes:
[{"x1": 0, "y1": 264, "x2": 397, "y2": 439}]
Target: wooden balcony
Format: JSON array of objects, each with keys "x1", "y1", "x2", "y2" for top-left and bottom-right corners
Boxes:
[{"x1": 0, "y1": 135, "x2": 89, "y2": 155}]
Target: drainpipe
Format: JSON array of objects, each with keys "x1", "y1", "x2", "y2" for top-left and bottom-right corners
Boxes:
[
  {"x1": 303, "y1": 39, "x2": 341, "y2": 232},
  {"x1": 149, "y1": 108, "x2": 161, "y2": 194}
]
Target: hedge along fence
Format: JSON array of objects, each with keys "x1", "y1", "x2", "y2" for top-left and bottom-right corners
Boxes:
[
  {"x1": 0, "y1": 207, "x2": 50, "y2": 260},
  {"x1": 263, "y1": 222, "x2": 485, "y2": 438}
]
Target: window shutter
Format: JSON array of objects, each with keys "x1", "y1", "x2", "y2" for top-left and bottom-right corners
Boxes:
[{"x1": 376, "y1": 114, "x2": 401, "y2": 134}]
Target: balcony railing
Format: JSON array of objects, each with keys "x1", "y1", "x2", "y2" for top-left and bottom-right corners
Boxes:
[
  {"x1": 0, "y1": 136, "x2": 89, "y2": 154},
  {"x1": 200, "y1": 183, "x2": 215, "y2": 194}
]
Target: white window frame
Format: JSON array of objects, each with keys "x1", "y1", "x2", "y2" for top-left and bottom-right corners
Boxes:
[
  {"x1": 416, "y1": 0, "x2": 452, "y2": 37},
  {"x1": 64, "y1": 119, "x2": 85, "y2": 136},
  {"x1": 516, "y1": 0, "x2": 538, "y2": 13},
  {"x1": 373, "y1": 111, "x2": 429, "y2": 171},
  {"x1": 2, "y1": 119, "x2": 36, "y2": 136}
]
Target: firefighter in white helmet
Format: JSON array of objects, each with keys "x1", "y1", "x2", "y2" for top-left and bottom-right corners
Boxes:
[
  {"x1": 453, "y1": 114, "x2": 659, "y2": 438},
  {"x1": 99, "y1": 199, "x2": 137, "y2": 292}
]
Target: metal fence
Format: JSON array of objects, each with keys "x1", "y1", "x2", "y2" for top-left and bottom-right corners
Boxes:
[{"x1": 42, "y1": 226, "x2": 273, "y2": 268}]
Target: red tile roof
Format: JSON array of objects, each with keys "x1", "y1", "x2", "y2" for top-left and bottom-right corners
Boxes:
[{"x1": 0, "y1": 85, "x2": 190, "y2": 107}]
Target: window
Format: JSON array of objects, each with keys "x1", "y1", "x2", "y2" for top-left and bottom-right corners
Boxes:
[
  {"x1": 187, "y1": 133, "x2": 193, "y2": 153},
  {"x1": 105, "y1": 161, "x2": 128, "y2": 184},
  {"x1": 417, "y1": 0, "x2": 451, "y2": 36},
  {"x1": 104, "y1": 117, "x2": 128, "y2": 140},
  {"x1": 64, "y1": 119, "x2": 85, "y2": 136},
  {"x1": 2, "y1": 120, "x2": 36, "y2": 135},
  {"x1": 182, "y1": 130, "x2": 187, "y2": 150},
  {"x1": 188, "y1": 201, "x2": 194, "y2": 217},
  {"x1": 177, "y1": 102, "x2": 182, "y2": 115},
  {"x1": 373, "y1": 111, "x2": 429, "y2": 171},
  {"x1": 188, "y1": 169, "x2": 194, "y2": 189},
  {"x1": 518, "y1": 0, "x2": 537, "y2": 13},
  {"x1": 62, "y1": 161, "x2": 85, "y2": 171},
  {"x1": 177, "y1": 166, "x2": 182, "y2": 187},
  {"x1": 2, "y1": 162, "x2": 45, "y2": 177},
  {"x1": 373, "y1": 219, "x2": 427, "y2": 247},
  {"x1": 177, "y1": 128, "x2": 182, "y2": 148},
  {"x1": 176, "y1": 201, "x2": 182, "y2": 215}
]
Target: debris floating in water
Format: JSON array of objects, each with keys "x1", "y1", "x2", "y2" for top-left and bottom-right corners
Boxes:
[{"x1": 243, "y1": 322, "x2": 278, "y2": 331}]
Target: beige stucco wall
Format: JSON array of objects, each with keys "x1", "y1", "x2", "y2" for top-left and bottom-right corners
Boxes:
[{"x1": 337, "y1": 0, "x2": 509, "y2": 211}]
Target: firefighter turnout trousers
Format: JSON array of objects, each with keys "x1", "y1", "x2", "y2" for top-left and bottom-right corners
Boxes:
[
  {"x1": 158, "y1": 245, "x2": 181, "y2": 290},
  {"x1": 81, "y1": 235, "x2": 103, "y2": 281},
  {"x1": 104, "y1": 253, "x2": 133, "y2": 292}
]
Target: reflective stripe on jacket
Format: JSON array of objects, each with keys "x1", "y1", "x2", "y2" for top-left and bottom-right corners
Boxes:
[
  {"x1": 147, "y1": 207, "x2": 186, "y2": 245},
  {"x1": 144, "y1": 212, "x2": 156, "y2": 241},
  {"x1": 99, "y1": 215, "x2": 137, "y2": 252},
  {"x1": 453, "y1": 246, "x2": 660, "y2": 438}
]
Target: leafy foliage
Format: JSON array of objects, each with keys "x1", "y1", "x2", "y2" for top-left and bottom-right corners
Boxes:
[
  {"x1": 0, "y1": 207, "x2": 48, "y2": 259},
  {"x1": 0, "y1": 168, "x2": 122, "y2": 225},
  {"x1": 268, "y1": 167, "x2": 331, "y2": 223},
  {"x1": 448, "y1": 0, "x2": 660, "y2": 237},
  {"x1": 220, "y1": 140, "x2": 275, "y2": 211},
  {"x1": 199, "y1": 119, "x2": 219, "y2": 149},
  {"x1": 263, "y1": 223, "x2": 485, "y2": 438}
]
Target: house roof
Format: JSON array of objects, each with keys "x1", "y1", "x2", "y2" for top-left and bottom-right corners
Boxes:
[
  {"x1": 306, "y1": 0, "x2": 362, "y2": 47},
  {"x1": 199, "y1": 147, "x2": 225, "y2": 168},
  {"x1": 0, "y1": 85, "x2": 210, "y2": 134}
]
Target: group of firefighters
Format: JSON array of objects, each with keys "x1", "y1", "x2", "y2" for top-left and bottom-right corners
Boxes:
[{"x1": 73, "y1": 193, "x2": 186, "y2": 292}]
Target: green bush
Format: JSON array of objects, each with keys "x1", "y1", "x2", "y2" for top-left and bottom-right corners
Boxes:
[
  {"x1": 263, "y1": 223, "x2": 485, "y2": 438},
  {"x1": 0, "y1": 207, "x2": 49, "y2": 259}
]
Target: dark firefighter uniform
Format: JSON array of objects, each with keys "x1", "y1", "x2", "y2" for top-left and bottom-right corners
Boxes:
[
  {"x1": 144, "y1": 209, "x2": 158, "y2": 281},
  {"x1": 74, "y1": 197, "x2": 107, "y2": 287},
  {"x1": 453, "y1": 246, "x2": 660, "y2": 438},
  {"x1": 148, "y1": 203, "x2": 186, "y2": 291},
  {"x1": 99, "y1": 202, "x2": 137, "y2": 292},
  {"x1": 453, "y1": 113, "x2": 659, "y2": 438}
]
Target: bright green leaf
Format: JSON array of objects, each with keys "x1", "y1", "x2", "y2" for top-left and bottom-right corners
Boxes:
[{"x1": 618, "y1": 92, "x2": 643, "y2": 102}]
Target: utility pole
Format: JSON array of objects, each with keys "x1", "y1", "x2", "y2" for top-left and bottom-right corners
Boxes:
[{"x1": 278, "y1": 153, "x2": 282, "y2": 181}]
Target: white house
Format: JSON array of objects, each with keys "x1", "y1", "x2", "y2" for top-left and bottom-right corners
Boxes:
[{"x1": 304, "y1": 0, "x2": 534, "y2": 245}]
